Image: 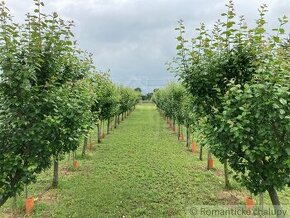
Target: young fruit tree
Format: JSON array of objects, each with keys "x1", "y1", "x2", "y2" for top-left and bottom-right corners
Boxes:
[
  {"x1": 0, "y1": 0, "x2": 97, "y2": 204},
  {"x1": 171, "y1": 0, "x2": 290, "y2": 214},
  {"x1": 92, "y1": 73, "x2": 120, "y2": 143}
]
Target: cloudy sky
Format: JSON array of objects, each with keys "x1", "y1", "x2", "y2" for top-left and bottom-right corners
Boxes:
[{"x1": 5, "y1": 0, "x2": 290, "y2": 93}]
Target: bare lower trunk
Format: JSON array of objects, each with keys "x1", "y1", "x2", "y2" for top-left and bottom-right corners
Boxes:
[
  {"x1": 224, "y1": 159, "x2": 230, "y2": 189},
  {"x1": 0, "y1": 170, "x2": 22, "y2": 207},
  {"x1": 97, "y1": 123, "x2": 101, "y2": 143},
  {"x1": 52, "y1": 156, "x2": 59, "y2": 188},
  {"x1": 259, "y1": 193, "x2": 264, "y2": 214},
  {"x1": 178, "y1": 124, "x2": 181, "y2": 140},
  {"x1": 186, "y1": 126, "x2": 190, "y2": 149},
  {"x1": 199, "y1": 145, "x2": 203, "y2": 161},
  {"x1": 102, "y1": 120, "x2": 105, "y2": 136},
  {"x1": 12, "y1": 195, "x2": 17, "y2": 211},
  {"x1": 107, "y1": 118, "x2": 110, "y2": 134},
  {"x1": 173, "y1": 120, "x2": 176, "y2": 132},
  {"x1": 82, "y1": 134, "x2": 88, "y2": 157},
  {"x1": 0, "y1": 194, "x2": 9, "y2": 208},
  {"x1": 267, "y1": 187, "x2": 284, "y2": 218},
  {"x1": 25, "y1": 185, "x2": 28, "y2": 198},
  {"x1": 115, "y1": 116, "x2": 117, "y2": 128}
]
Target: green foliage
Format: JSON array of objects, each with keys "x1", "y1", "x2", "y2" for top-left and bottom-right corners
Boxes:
[
  {"x1": 91, "y1": 73, "x2": 120, "y2": 121},
  {"x1": 2, "y1": 104, "x2": 289, "y2": 217},
  {"x1": 170, "y1": 0, "x2": 290, "y2": 205},
  {"x1": 42, "y1": 79, "x2": 95, "y2": 157},
  {"x1": 0, "y1": 0, "x2": 95, "y2": 206},
  {"x1": 217, "y1": 82, "x2": 290, "y2": 194},
  {"x1": 119, "y1": 86, "x2": 140, "y2": 114},
  {"x1": 141, "y1": 92, "x2": 153, "y2": 101},
  {"x1": 0, "y1": 0, "x2": 137, "y2": 205},
  {"x1": 134, "y1": 87, "x2": 142, "y2": 93},
  {"x1": 153, "y1": 82, "x2": 195, "y2": 126}
]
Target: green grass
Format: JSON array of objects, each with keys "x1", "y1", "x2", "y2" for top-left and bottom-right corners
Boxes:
[{"x1": 1, "y1": 104, "x2": 290, "y2": 217}]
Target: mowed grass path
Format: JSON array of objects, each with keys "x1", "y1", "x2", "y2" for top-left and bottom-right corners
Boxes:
[
  {"x1": 2, "y1": 104, "x2": 290, "y2": 217},
  {"x1": 32, "y1": 103, "x2": 232, "y2": 217}
]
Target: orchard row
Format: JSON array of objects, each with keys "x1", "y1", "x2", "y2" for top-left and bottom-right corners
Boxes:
[
  {"x1": 154, "y1": 0, "x2": 289, "y2": 214},
  {"x1": 0, "y1": 0, "x2": 140, "y2": 207}
]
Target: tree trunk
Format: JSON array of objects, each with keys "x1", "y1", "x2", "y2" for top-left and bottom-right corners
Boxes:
[
  {"x1": 224, "y1": 159, "x2": 230, "y2": 189},
  {"x1": 0, "y1": 195, "x2": 8, "y2": 208},
  {"x1": 122, "y1": 113, "x2": 124, "y2": 121},
  {"x1": 102, "y1": 120, "x2": 105, "y2": 137},
  {"x1": 107, "y1": 118, "x2": 110, "y2": 134},
  {"x1": 82, "y1": 134, "x2": 88, "y2": 157},
  {"x1": 0, "y1": 170, "x2": 22, "y2": 207},
  {"x1": 186, "y1": 125, "x2": 190, "y2": 149},
  {"x1": 52, "y1": 156, "x2": 59, "y2": 188},
  {"x1": 199, "y1": 145, "x2": 203, "y2": 161},
  {"x1": 12, "y1": 195, "x2": 17, "y2": 211},
  {"x1": 97, "y1": 123, "x2": 101, "y2": 143},
  {"x1": 267, "y1": 187, "x2": 284, "y2": 218},
  {"x1": 259, "y1": 192, "x2": 264, "y2": 215},
  {"x1": 115, "y1": 116, "x2": 117, "y2": 128},
  {"x1": 25, "y1": 185, "x2": 28, "y2": 198},
  {"x1": 173, "y1": 120, "x2": 176, "y2": 132},
  {"x1": 178, "y1": 124, "x2": 181, "y2": 140}
]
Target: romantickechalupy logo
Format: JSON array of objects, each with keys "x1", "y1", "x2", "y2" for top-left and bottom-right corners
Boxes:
[{"x1": 186, "y1": 205, "x2": 289, "y2": 217}]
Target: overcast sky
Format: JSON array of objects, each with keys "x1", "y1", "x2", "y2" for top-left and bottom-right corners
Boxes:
[{"x1": 5, "y1": 0, "x2": 290, "y2": 93}]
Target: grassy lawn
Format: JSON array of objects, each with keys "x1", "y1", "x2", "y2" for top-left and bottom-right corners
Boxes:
[{"x1": 1, "y1": 103, "x2": 290, "y2": 217}]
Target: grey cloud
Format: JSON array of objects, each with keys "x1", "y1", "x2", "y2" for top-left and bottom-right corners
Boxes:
[{"x1": 5, "y1": 0, "x2": 290, "y2": 93}]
